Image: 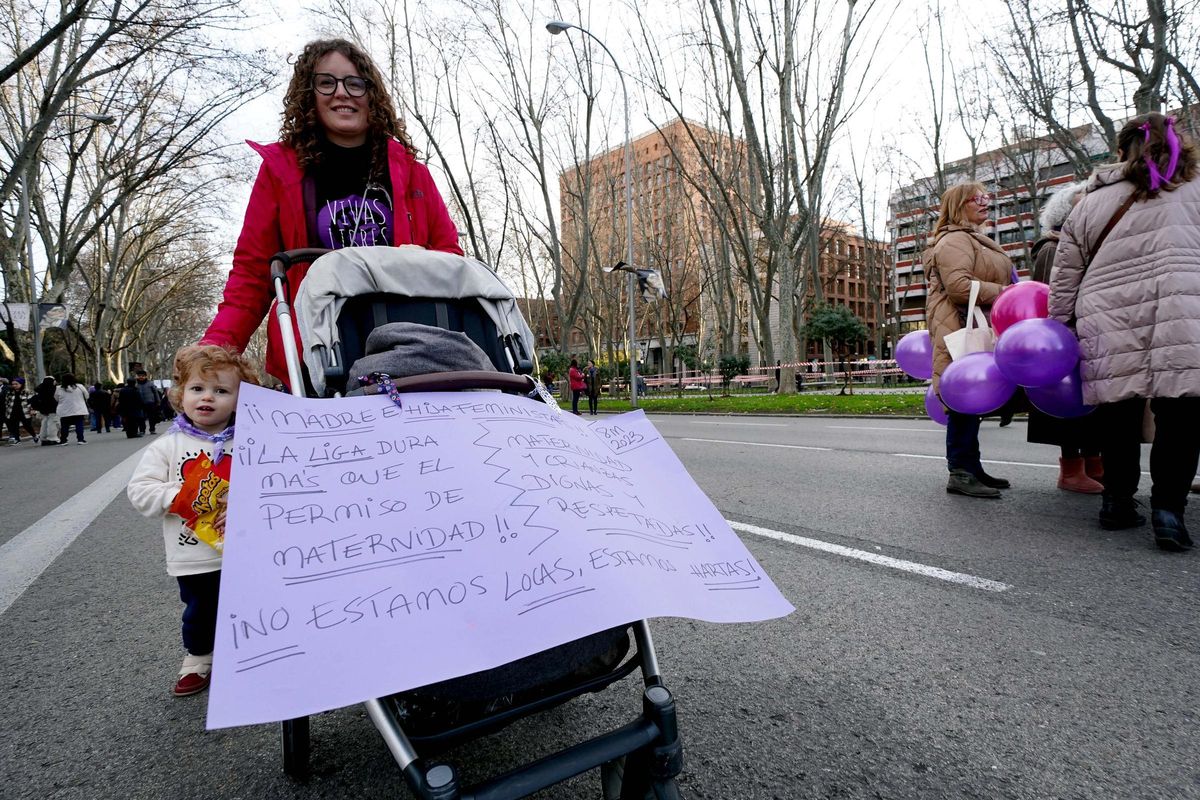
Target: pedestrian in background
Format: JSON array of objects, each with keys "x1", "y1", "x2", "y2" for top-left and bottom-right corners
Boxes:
[
  {"x1": 89, "y1": 384, "x2": 112, "y2": 433},
  {"x1": 127, "y1": 345, "x2": 260, "y2": 696},
  {"x1": 585, "y1": 359, "x2": 601, "y2": 415},
  {"x1": 118, "y1": 378, "x2": 144, "y2": 438},
  {"x1": 54, "y1": 374, "x2": 90, "y2": 445},
  {"x1": 3, "y1": 377, "x2": 37, "y2": 443},
  {"x1": 1027, "y1": 181, "x2": 1104, "y2": 494},
  {"x1": 135, "y1": 370, "x2": 163, "y2": 434},
  {"x1": 159, "y1": 389, "x2": 176, "y2": 423},
  {"x1": 1049, "y1": 112, "x2": 1200, "y2": 552},
  {"x1": 925, "y1": 180, "x2": 1016, "y2": 499},
  {"x1": 30, "y1": 377, "x2": 59, "y2": 446},
  {"x1": 568, "y1": 358, "x2": 585, "y2": 415}
]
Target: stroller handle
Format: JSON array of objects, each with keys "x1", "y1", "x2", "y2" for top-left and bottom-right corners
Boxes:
[
  {"x1": 269, "y1": 248, "x2": 334, "y2": 282},
  {"x1": 364, "y1": 370, "x2": 536, "y2": 395}
]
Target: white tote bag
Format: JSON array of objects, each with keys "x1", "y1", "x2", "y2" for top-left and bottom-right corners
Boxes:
[{"x1": 943, "y1": 280, "x2": 995, "y2": 361}]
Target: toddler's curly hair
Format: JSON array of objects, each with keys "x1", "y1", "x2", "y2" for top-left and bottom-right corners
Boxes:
[{"x1": 167, "y1": 345, "x2": 261, "y2": 412}]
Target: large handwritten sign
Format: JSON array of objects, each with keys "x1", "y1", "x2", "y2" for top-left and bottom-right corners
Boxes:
[{"x1": 207, "y1": 383, "x2": 793, "y2": 729}]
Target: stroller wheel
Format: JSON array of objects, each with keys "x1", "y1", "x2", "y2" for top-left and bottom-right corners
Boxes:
[
  {"x1": 601, "y1": 753, "x2": 683, "y2": 800},
  {"x1": 281, "y1": 716, "x2": 311, "y2": 780}
]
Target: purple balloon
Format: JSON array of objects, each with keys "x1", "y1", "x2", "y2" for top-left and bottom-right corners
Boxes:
[
  {"x1": 994, "y1": 318, "x2": 1080, "y2": 388},
  {"x1": 940, "y1": 352, "x2": 1017, "y2": 415},
  {"x1": 1027, "y1": 366, "x2": 1094, "y2": 419},
  {"x1": 925, "y1": 384, "x2": 948, "y2": 425},
  {"x1": 895, "y1": 330, "x2": 933, "y2": 380}
]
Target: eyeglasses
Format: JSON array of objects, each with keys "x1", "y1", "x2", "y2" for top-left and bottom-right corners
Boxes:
[
  {"x1": 970, "y1": 194, "x2": 992, "y2": 207},
  {"x1": 313, "y1": 73, "x2": 371, "y2": 97}
]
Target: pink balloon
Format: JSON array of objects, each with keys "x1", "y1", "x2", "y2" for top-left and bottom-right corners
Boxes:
[
  {"x1": 991, "y1": 280, "x2": 1049, "y2": 336},
  {"x1": 940, "y1": 352, "x2": 1017, "y2": 415},
  {"x1": 925, "y1": 384, "x2": 948, "y2": 425}
]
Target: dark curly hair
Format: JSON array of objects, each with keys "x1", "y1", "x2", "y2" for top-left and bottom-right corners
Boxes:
[
  {"x1": 279, "y1": 38, "x2": 416, "y2": 176},
  {"x1": 1117, "y1": 112, "x2": 1197, "y2": 200}
]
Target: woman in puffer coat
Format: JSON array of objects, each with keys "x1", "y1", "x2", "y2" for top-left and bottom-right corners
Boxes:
[
  {"x1": 1049, "y1": 112, "x2": 1200, "y2": 552},
  {"x1": 925, "y1": 180, "x2": 1015, "y2": 499}
]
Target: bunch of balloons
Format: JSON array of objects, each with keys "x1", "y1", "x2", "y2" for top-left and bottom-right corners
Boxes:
[{"x1": 896, "y1": 280, "x2": 1093, "y2": 425}]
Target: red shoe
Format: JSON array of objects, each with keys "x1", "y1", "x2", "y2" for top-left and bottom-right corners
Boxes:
[
  {"x1": 173, "y1": 652, "x2": 212, "y2": 697},
  {"x1": 1084, "y1": 456, "x2": 1104, "y2": 481},
  {"x1": 173, "y1": 671, "x2": 211, "y2": 696}
]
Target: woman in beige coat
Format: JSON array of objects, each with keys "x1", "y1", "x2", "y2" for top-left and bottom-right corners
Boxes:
[
  {"x1": 925, "y1": 181, "x2": 1016, "y2": 498},
  {"x1": 1049, "y1": 112, "x2": 1200, "y2": 551}
]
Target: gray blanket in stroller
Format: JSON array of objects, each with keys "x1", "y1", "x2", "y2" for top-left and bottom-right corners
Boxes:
[
  {"x1": 294, "y1": 245, "x2": 536, "y2": 395},
  {"x1": 344, "y1": 322, "x2": 497, "y2": 392}
]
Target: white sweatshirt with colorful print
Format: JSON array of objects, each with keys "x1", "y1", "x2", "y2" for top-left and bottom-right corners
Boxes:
[{"x1": 127, "y1": 429, "x2": 233, "y2": 577}]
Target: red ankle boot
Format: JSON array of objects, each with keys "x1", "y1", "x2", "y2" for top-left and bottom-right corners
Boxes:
[
  {"x1": 1084, "y1": 456, "x2": 1104, "y2": 481},
  {"x1": 1059, "y1": 457, "x2": 1104, "y2": 494}
]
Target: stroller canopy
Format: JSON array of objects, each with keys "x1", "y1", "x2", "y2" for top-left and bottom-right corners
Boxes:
[{"x1": 294, "y1": 245, "x2": 536, "y2": 394}]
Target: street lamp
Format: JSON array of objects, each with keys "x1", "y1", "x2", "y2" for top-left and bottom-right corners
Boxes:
[
  {"x1": 23, "y1": 111, "x2": 115, "y2": 381},
  {"x1": 546, "y1": 21, "x2": 640, "y2": 408}
]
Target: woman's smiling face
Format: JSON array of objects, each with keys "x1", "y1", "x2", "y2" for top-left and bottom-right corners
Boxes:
[{"x1": 314, "y1": 51, "x2": 370, "y2": 147}]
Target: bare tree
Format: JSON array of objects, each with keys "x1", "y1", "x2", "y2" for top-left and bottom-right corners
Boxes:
[{"x1": 994, "y1": 0, "x2": 1200, "y2": 161}]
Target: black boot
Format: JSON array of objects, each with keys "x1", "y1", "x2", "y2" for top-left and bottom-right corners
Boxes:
[
  {"x1": 1099, "y1": 496, "x2": 1146, "y2": 530},
  {"x1": 975, "y1": 469, "x2": 1011, "y2": 490},
  {"x1": 947, "y1": 469, "x2": 1001, "y2": 498},
  {"x1": 1151, "y1": 510, "x2": 1193, "y2": 552}
]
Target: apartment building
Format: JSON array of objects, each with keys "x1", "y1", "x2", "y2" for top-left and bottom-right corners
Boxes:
[
  {"x1": 557, "y1": 118, "x2": 749, "y2": 372},
  {"x1": 887, "y1": 124, "x2": 1114, "y2": 334}
]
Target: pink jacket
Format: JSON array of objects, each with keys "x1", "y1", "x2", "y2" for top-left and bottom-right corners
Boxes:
[
  {"x1": 1049, "y1": 165, "x2": 1200, "y2": 405},
  {"x1": 202, "y1": 139, "x2": 463, "y2": 383}
]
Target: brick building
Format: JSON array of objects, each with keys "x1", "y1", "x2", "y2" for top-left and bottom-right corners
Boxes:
[
  {"x1": 887, "y1": 124, "x2": 1115, "y2": 335},
  {"x1": 557, "y1": 118, "x2": 749, "y2": 373}
]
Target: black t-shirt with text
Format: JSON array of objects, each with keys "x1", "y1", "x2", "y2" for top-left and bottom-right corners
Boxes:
[{"x1": 309, "y1": 140, "x2": 395, "y2": 249}]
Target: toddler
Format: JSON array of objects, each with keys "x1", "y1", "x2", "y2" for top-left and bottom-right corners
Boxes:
[{"x1": 128, "y1": 345, "x2": 259, "y2": 696}]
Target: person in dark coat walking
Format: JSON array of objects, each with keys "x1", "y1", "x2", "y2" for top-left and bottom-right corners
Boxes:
[
  {"x1": 134, "y1": 370, "x2": 163, "y2": 434},
  {"x1": 3, "y1": 377, "x2": 37, "y2": 443},
  {"x1": 89, "y1": 384, "x2": 112, "y2": 433},
  {"x1": 1027, "y1": 181, "x2": 1103, "y2": 494},
  {"x1": 118, "y1": 378, "x2": 145, "y2": 438},
  {"x1": 30, "y1": 377, "x2": 60, "y2": 446}
]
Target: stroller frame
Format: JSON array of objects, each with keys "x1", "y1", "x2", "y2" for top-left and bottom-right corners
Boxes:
[{"x1": 268, "y1": 250, "x2": 684, "y2": 799}]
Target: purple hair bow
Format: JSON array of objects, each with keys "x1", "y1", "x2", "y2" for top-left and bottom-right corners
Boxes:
[{"x1": 1141, "y1": 117, "x2": 1181, "y2": 191}]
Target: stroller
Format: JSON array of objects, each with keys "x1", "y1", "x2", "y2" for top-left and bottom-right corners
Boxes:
[{"x1": 267, "y1": 245, "x2": 684, "y2": 800}]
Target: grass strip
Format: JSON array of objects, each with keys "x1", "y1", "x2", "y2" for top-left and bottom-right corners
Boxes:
[{"x1": 561, "y1": 392, "x2": 928, "y2": 416}]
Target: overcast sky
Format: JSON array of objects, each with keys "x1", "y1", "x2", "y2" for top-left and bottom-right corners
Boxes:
[{"x1": 217, "y1": 1, "x2": 1074, "y2": 243}]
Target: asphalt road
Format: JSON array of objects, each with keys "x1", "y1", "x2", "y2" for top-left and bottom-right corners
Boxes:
[{"x1": 1, "y1": 415, "x2": 1196, "y2": 800}]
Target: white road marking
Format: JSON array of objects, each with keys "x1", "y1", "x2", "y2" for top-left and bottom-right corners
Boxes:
[
  {"x1": 728, "y1": 520, "x2": 1011, "y2": 593},
  {"x1": 682, "y1": 437, "x2": 832, "y2": 451},
  {"x1": 0, "y1": 448, "x2": 144, "y2": 617},
  {"x1": 689, "y1": 421, "x2": 788, "y2": 427},
  {"x1": 894, "y1": 452, "x2": 1151, "y2": 476},
  {"x1": 894, "y1": 453, "x2": 1056, "y2": 469},
  {"x1": 828, "y1": 425, "x2": 942, "y2": 433}
]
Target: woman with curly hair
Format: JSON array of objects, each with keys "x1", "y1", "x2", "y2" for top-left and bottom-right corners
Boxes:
[
  {"x1": 202, "y1": 38, "x2": 462, "y2": 385},
  {"x1": 1049, "y1": 112, "x2": 1200, "y2": 551}
]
